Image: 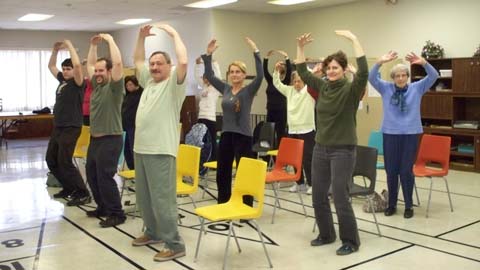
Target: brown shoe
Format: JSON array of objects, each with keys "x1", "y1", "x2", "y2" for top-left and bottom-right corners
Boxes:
[
  {"x1": 132, "y1": 235, "x2": 164, "y2": 246},
  {"x1": 153, "y1": 248, "x2": 186, "y2": 262}
]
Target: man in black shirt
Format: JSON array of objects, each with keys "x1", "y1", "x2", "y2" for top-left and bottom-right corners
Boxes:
[{"x1": 46, "y1": 40, "x2": 91, "y2": 206}]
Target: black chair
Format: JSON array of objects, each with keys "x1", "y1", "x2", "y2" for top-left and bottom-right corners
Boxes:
[
  {"x1": 350, "y1": 145, "x2": 381, "y2": 237},
  {"x1": 252, "y1": 122, "x2": 276, "y2": 157}
]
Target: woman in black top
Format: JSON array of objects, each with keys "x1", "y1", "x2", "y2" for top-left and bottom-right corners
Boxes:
[{"x1": 122, "y1": 75, "x2": 143, "y2": 169}]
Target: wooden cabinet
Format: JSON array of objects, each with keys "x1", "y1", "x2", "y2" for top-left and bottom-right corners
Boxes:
[{"x1": 413, "y1": 58, "x2": 480, "y2": 172}]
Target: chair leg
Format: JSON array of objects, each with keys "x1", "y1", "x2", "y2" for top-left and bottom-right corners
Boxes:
[
  {"x1": 426, "y1": 177, "x2": 433, "y2": 218},
  {"x1": 222, "y1": 220, "x2": 234, "y2": 270},
  {"x1": 312, "y1": 220, "x2": 316, "y2": 233},
  {"x1": 194, "y1": 218, "x2": 205, "y2": 262},
  {"x1": 296, "y1": 189, "x2": 307, "y2": 217},
  {"x1": 231, "y1": 221, "x2": 242, "y2": 253},
  {"x1": 367, "y1": 196, "x2": 382, "y2": 237},
  {"x1": 443, "y1": 177, "x2": 454, "y2": 212},
  {"x1": 251, "y1": 220, "x2": 273, "y2": 268},
  {"x1": 414, "y1": 182, "x2": 420, "y2": 206},
  {"x1": 201, "y1": 169, "x2": 210, "y2": 199},
  {"x1": 271, "y1": 183, "x2": 280, "y2": 224}
]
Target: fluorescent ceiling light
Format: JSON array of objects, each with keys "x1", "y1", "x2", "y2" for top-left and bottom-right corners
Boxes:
[
  {"x1": 268, "y1": 0, "x2": 314, "y2": 6},
  {"x1": 185, "y1": 0, "x2": 238, "y2": 9},
  {"x1": 116, "y1": 18, "x2": 152, "y2": 25},
  {"x1": 18, "y1": 13, "x2": 54, "y2": 21}
]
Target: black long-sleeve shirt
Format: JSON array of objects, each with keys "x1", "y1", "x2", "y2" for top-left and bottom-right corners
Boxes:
[{"x1": 263, "y1": 58, "x2": 291, "y2": 110}]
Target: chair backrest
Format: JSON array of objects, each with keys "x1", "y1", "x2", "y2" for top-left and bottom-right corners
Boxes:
[
  {"x1": 368, "y1": 130, "x2": 383, "y2": 156},
  {"x1": 351, "y1": 145, "x2": 378, "y2": 194},
  {"x1": 177, "y1": 144, "x2": 201, "y2": 190},
  {"x1": 231, "y1": 157, "x2": 267, "y2": 217},
  {"x1": 415, "y1": 134, "x2": 451, "y2": 172},
  {"x1": 258, "y1": 122, "x2": 276, "y2": 149},
  {"x1": 74, "y1": 125, "x2": 90, "y2": 156},
  {"x1": 274, "y1": 137, "x2": 304, "y2": 180}
]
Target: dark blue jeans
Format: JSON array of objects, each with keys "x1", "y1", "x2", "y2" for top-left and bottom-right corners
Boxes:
[
  {"x1": 311, "y1": 144, "x2": 360, "y2": 248},
  {"x1": 86, "y1": 135, "x2": 124, "y2": 217},
  {"x1": 383, "y1": 133, "x2": 419, "y2": 209},
  {"x1": 124, "y1": 127, "x2": 135, "y2": 170}
]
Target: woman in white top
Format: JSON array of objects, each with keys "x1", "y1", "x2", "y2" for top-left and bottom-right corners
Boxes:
[
  {"x1": 195, "y1": 57, "x2": 221, "y2": 160},
  {"x1": 273, "y1": 66, "x2": 316, "y2": 194}
]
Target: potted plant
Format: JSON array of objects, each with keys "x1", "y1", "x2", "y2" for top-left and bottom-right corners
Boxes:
[
  {"x1": 421, "y1": 40, "x2": 444, "y2": 59},
  {"x1": 474, "y1": 44, "x2": 480, "y2": 58}
]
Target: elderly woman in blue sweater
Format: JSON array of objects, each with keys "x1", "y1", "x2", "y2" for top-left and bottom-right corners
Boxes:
[{"x1": 368, "y1": 51, "x2": 439, "y2": 219}]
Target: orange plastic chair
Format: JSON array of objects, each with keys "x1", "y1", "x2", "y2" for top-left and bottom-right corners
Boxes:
[
  {"x1": 194, "y1": 157, "x2": 272, "y2": 270},
  {"x1": 265, "y1": 137, "x2": 306, "y2": 223},
  {"x1": 413, "y1": 134, "x2": 453, "y2": 218}
]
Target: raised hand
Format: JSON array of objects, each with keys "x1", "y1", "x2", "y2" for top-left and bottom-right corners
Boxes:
[
  {"x1": 274, "y1": 61, "x2": 284, "y2": 72},
  {"x1": 53, "y1": 41, "x2": 64, "y2": 51},
  {"x1": 312, "y1": 62, "x2": 324, "y2": 75},
  {"x1": 378, "y1": 50, "x2": 398, "y2": 64},
  {"x1": 245, "y1": 37, "x2": 258, "y2": 51},
  {"x1": 90, "y1": 35, "x2": 102, "y2": 45},
  {"x1": 157, "y1": 24, "x2": 177, "y2": 38},
  {"x1": 266, "y1": 49, "x2": 275, "y2": 57},
  {"x1": 139, "y1": 25, "x2": 155, "y2": 38},
  {"x1": 296, "y1": 33, "x2": 313, "y2": 48},
  {"x1": 206, "y1": 39, "x2": 218, "y2": 55},
  {"x1": 335, "y1": 30, "x2": 357, "y2": 42},
  {"x1": 276, "y1": 50, "x2": 289, "y2": 58},
  {"x1": 99, "y1": 33, "x2": 114, "y2": 42},
  {"x1": 405, "y1": 52, "x2": 426, "y2": 66},
  {"x1": 346, "y1": 63, "x2": 357, "y2": 74},
  {"x1": 63, "y1": 39, "x2": 73, "y2": 47}
]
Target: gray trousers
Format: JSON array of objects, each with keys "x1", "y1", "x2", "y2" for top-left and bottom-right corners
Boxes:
[
  {"x1": 311, "y1": 144, "x2": 360, "y2": 248},
  {"x1": 134, "y1": 153, "x2": 185, "y2": 253}
]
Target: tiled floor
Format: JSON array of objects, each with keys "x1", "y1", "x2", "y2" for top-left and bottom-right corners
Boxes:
[{"x1": 0, "y1": 138, "x2": 479, "y2": 270}]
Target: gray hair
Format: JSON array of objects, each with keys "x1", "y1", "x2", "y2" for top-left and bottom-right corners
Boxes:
[{"x1": 390, "y1": 64, "x2": 410, "y2": 79}]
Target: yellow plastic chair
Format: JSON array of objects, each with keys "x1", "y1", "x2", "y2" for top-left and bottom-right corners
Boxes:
[
  {"x1": 194, "y1": 157, "x2": 272, "y2": 270},
  {"x1": 73, "y1": 125, "x2": 90, "y2": 168},
  {"x1": 177, "y1": 144, "x2": 201, "y2": 223},
  {"x1": 118, "y1": 169, "x2": 138, "y2": 217}
]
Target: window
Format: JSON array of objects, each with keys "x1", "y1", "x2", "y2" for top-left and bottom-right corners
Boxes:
[{"x1": 0, "y1": 49, "x2": 69, "y2": 112}]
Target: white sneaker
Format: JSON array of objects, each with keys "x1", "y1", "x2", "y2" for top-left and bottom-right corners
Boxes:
[
  {"x1": 290, "y1": 184, "x2": 307, "y2": 193},
  {"x1": 289, "y1": 184, "x2": 298, "y2": 192},
  {"x1": 307, "y1": 186, "x2": 312, "y2": 195}
]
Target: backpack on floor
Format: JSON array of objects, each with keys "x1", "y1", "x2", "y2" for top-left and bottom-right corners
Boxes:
[
  {"x1": 362, "y1": 189, "x2": 388, "y2": 213},
  {"x1": 46, "y1": 172, "x2": 62, "y2": 187},
  {"x1": 185, "y1": 123, "x2": 212, "y2": 175}
]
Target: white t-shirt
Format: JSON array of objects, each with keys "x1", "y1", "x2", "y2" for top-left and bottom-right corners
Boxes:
[{"x1": 134, "y1": 65, "x2": 186, "y2": 157}]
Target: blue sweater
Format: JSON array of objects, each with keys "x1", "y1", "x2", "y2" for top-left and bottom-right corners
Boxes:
[{"x1": 368, "y1": 62, "x2": 439, "y2": 134}]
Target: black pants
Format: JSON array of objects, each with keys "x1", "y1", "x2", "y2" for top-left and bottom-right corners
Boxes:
[
  {"x1": 216, "y1": 132, "x2": 254, "y2": 205},
  {"x1": 86, "y1": 135, "x2": 124, "y2": 217},
  {"x1": 124, "y1": 126, "x2": 135, "y2": 169},
  {"x1": 46, "y1": 126, "x2": 88, "y2": 196},
  {"x1": 267, "y1": 108, "x2": 287, "y2": 148},
  {"x1": 289, "y1": 131, "x2": 315, "y2": 186},
  {"x1": 198, "y1": 118, "x2": 217, "y2": 161}
]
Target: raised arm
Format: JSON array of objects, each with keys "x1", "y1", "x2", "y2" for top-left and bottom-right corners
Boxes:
[
  {"x1": 295, "y1": 33, "x2": 325, "y2": 91},
  {"x1": 87, "y1": 35, "x2": 101, "y2": 78},
  {"x1": 335, "y1": 30, "x2": 364, "y2": 58},
  {"x1": 272, "y1": 67, "x2": 292, "y2": 97},
  {"x1": 277, "y1": 50, "x2": 292, "y2": 85},
  {"x1": 202, "y1": 39, "x2": 227, "y2": 94},
  {"x1": 406, "y1": 52, "x2": 439, "y2": 93},
  {"x1": 134, "y1": 25, "x2": 154, "y2": 72},
  {"x1": 368, "y1": 51, "x2": 398, "y2": 94},
  {"x1": 263, "y1": 50, "x2": 274, "y2": 83},
  {"x1": 194, "y1": 57, "x2": 204, "y2": 86},
  {"x1": 48, "y1": 42, "x2": 62, "y2": 78},
  {"x1": 157, "y1": 24, "x2": 187, "y2": 84},
  {"x1": 244, "y1": 37, "x2": 263, "y2": 95},
  {"x1": 63, "y1": 40, "x2": 83, "y2": 86},
  {"x1": 99, "y1": 33, "x2": 123, "y2": 82}
]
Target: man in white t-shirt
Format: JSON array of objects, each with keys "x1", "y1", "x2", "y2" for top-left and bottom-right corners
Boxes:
[{"x1": 130, "y1": 24, "x2": 187, "y2": 262}]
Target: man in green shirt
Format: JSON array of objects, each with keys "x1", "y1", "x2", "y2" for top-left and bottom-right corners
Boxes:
[
  {"x1": 130, "y1": 24, "x2": 187, "y2": 262},
  {"x1": 85, "y1": 33, "x2": 125, "y2": 228}
]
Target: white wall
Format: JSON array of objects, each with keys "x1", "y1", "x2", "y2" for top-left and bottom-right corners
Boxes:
[{"x1": 0, "y1": 29, "x2": 106, "y2": 59}]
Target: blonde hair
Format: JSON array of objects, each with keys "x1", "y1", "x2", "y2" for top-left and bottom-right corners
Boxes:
[{"x1": 228, "y1": 61, "x2": 247, "y2": 74}]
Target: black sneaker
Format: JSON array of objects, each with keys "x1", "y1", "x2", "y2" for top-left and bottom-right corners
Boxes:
[
  {"x1": 66, "y1": 195, "x2": 91, "y2": 206},
  {"x1": 336, "y1": 244, "x2": 358, "y2": 256},
  {"x1": 310, "y1": 235, "x2": 336, "y2": 246},
  {"x1": 86, "y1": 210, "x2": 107, "y2": 218},
  {"x1": 100, "y1": 216, "x2": 126, "y2": 228},
  {"x1": 53, "y1": 190, "x2": 73, "y2": 199},
  {"x1": 384, "y1": 207, "x2": 397, "y2": 216},
  {"x1": 404, "y1": 208, "x2": 414, "y2": 219}
]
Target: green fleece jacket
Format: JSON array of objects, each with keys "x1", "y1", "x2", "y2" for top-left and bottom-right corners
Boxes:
[{"x1": 296, "y1": 56, "x2": 368, "y2": 145}]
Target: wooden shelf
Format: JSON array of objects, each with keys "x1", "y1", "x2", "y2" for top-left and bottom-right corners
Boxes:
[{"x1": 451, "y1": 151, "x2": 474, "y2": 158}]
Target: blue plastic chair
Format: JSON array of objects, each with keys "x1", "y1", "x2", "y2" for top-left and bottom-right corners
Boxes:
[{"x1": 368, "y1": 130, "x2": 385, "y2": 169}]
